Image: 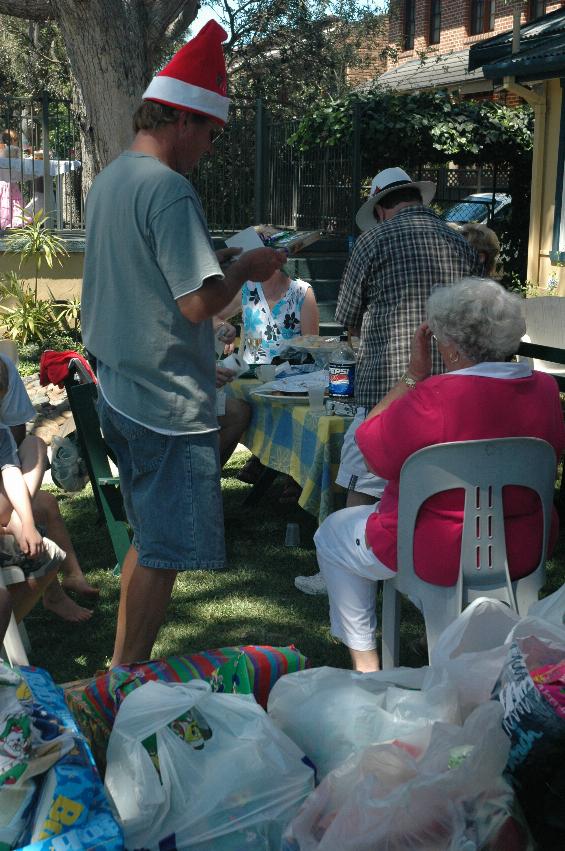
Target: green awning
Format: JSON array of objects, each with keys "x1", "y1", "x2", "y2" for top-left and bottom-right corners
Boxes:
[{"x1": 468, "y1": 8, "x2": 565, "y2": 82}]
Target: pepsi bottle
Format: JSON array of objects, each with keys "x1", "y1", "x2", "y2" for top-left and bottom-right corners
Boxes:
[{"x1": 328, "y1": 335, "x2": 356, "y2": 399}]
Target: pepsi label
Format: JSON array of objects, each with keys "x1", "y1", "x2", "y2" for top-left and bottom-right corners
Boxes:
[{"x1": 328, "y1": 363, "x2": 355, "y2": 398}]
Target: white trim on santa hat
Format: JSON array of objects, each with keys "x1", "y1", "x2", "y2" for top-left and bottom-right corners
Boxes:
[{"x1": 143, "y1": 75, "x2": 231, "y2": 125}]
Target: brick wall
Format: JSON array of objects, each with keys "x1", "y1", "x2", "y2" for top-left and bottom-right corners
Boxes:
[
  {"x1": 346, "y1": 45, "x2": 388, "y2": 85},
  {"x1": 388, "y1": 1, "x2": 564, "y2": 70}
]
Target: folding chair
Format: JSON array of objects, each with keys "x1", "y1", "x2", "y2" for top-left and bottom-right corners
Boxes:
[
  {"x1": 63, "y1": 361, "x2": 130, "y2": 572},
  {"x1": 381, "y1": 437, "x2": 557, "y2": 668}
]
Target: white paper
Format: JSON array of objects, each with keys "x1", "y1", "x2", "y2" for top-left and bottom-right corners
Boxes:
[
  {"x1": 253, "y1": 369, "x2": 328, "y2": 394},
  {"x1": 225, "y1": 227, "x2": 264, "y2": 254}
]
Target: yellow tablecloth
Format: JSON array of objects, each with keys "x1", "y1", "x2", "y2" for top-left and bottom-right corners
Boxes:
[{"x1": 228, "y1": 379, "x2": 353, "y2": 524}]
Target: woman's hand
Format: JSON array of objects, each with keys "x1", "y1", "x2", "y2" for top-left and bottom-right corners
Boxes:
[{"x1": 407, "y1": 322, "x2": 432, "y2": 382}]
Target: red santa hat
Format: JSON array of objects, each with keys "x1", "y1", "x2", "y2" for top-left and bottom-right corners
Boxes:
[{"x1": 142, "y1": 20, "x2": 231, "y2": 126}]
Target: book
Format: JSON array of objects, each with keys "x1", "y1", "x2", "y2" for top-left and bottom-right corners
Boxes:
[
  {"x1": 225, "y1": 225, "x2": 321, "y2": 256},
  {"x1": 254, "y1": 225, "x2": 321, "y2": 255}
]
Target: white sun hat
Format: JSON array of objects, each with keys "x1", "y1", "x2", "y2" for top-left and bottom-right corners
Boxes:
[{"x1": 355, "y1": 167, "x2": 436, "y2": 232}]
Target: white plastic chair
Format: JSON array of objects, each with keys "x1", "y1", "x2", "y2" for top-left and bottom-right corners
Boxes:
[
  {"x1": 0, "y1": 566, "x2": 30, "y2": 666},
  {"x1": 381, "y1": 437, "x2": 557, "y2": 669}
]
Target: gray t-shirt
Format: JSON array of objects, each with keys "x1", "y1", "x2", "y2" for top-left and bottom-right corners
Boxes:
[
  {"x1": 0, "y1": 354, "x2": 36, "y2": 427},
  {"x1": 82, "y1": 151, "x2": 223, "y2": 433}
]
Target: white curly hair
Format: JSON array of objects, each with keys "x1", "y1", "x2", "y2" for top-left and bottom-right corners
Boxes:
[{"x1": 427, "y1": 278, "x2": 526, "y2": 363}]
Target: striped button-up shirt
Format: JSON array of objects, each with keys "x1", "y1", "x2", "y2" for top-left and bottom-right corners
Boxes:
[{"x1": 336, "y1": 206, "x2": 483, "y2": 408}]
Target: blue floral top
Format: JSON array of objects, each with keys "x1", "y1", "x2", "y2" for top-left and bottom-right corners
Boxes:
[{"x1": 241, "y1": 278, "x2": 312, "y2": 363}]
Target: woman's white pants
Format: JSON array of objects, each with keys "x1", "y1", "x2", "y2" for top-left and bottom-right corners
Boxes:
[{"x1": 314, "y1": 504, "x2": 396, "y2": 652}]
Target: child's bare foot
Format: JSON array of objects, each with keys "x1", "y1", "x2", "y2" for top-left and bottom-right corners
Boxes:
[
  {"x1": 42, "y1": 581, "x2": 93, "y2": 623},
  {"x1": 61, "y1": 574, "x2": 100, "y2": 599}
]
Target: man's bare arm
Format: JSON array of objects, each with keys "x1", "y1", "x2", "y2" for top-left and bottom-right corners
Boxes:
[{"x1": 177, "y1": 247, "x2": 286, "y2": 323}]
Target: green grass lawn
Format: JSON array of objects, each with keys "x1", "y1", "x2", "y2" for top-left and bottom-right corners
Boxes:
[{"x1": 23, "y1": 450, "x2": 565, "y2": 684}]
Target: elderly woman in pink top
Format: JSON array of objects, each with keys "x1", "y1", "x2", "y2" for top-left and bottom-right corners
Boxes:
[{"x1": 315, "y1": 277, "x2": 565, "y2": 672}]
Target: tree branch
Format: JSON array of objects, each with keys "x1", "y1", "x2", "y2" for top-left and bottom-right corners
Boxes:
[
  {"x1": 145, "y1": 0, "x2": 199, "y2": 47},
  {"x1": 0, "y1": 0, "x2": 55, "y2": 21},
  {"x1": 165, "y1": 6, "x2": 196, "y2": 42}
]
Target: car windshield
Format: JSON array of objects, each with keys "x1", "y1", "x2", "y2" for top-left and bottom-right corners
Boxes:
[{"x1": 441, "y1": 201, "x2": 492, "y2": 222}]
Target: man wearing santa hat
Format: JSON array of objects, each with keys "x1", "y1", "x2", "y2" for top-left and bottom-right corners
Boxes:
[{"x1": 82, "y1": 22, "x2": 285, "y2": 667}]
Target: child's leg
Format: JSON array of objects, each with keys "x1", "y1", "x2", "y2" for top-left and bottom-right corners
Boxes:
[
  {"x1": 32, "y1": 491, "x2": 98, "y2": 598},
  {"x1": 9, "y1": 567, "x2": 58, "y2": 622},
  {"x1": 0, "y1": 435, "x2": 47, "y2": 528}
]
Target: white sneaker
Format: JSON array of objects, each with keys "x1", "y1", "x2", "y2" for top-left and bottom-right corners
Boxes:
[{"x1": 294, "y1": 572, "x2": 328, "y2": 595}]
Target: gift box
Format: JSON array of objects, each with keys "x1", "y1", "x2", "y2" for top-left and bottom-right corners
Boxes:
[{"x1": 64, "y1": 645, "x2": 309, "y2": 773}]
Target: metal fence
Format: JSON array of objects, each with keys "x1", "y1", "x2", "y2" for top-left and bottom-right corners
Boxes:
[
  {"x1": 0, "y1": 94, "x2": 511, "y2": 236},
  {"x1": 195, "y1": 99, "x2": 510, "y2": 236},
  {"x1": 0, "y1": 93, "x2": 82, "y2": 231}
]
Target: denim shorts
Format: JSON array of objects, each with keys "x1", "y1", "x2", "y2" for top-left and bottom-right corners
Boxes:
[{"x1": 97, "y1": 393, "x2": 225, "y2": 571}]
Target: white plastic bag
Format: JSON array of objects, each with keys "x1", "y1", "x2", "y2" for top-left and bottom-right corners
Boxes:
[
  {"x1": 50, "y1": 433, "x2": 88, "y2": 493},
  {"x1": 104, "y1": 679, "x2": 314, "y2": 851},
  {"x1": 430, "y1": 597, "x2": 520, "y2": 666},
  {"x1": 528, "y1": 582, "x2": 565, "y2": 625},
  {"x1": 425, "y1": 603, "x2": 565, "y2": 720},
  {"x1": 282, "y1": 702, "x2": 521, "y2": 851},
  {"x1": 267, "y1": 665, "x2": 459, "y2": 781}
]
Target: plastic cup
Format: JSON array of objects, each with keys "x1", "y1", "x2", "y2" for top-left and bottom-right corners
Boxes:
[
  {"x1": 308, "y1": 386, "x2": 326, "y2": 411},
  {"x1": 284, "y1": 522, "x2": 301, "y2": 547},
  {"x1": 258, "y1": 364, "x2": 277, "y2": 382}
]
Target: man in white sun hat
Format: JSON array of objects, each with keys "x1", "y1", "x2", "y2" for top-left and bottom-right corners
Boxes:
[
  {"x1": 82, "y1": 22, "x2": 285, "y2": 664},
  {"x1": 295, "y1": 167, "x2": 482, "y2": 596}
]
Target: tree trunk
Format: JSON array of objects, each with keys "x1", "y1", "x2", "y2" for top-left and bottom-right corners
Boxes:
[
  {"x1": 55, "y1": 0, "x2": 150, "y2": 191},
  {"x1": 0, "y1": 0, "x2": 200, "y2": 193}
]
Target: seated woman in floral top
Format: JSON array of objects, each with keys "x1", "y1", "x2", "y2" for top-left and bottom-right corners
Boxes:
[
  {"x1": 221, "y1": 268, "x2": 319, "y2": 364},
  {"x1": 219, "y1": 269, "x2": 320, "y2": 494}
]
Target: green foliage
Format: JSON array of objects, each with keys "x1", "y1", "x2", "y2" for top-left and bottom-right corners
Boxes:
[
  {"x1": 0, "y1": 270, "x2": 57, "y2": 344},
  {"x1": 51, "y1": 295, "x2": 81, "y2": 336},
  {"x1": 3, "y1": 209, "x2": 69, "y2": 299},
  {"x1": 289, "y1": 88, "x2": 533, "y2": 169},
  {"x1": 0, "y1": 16, "x2": 71, "y2": 100},
  {"x1": 0, "y1": 274, "x2": 83, "y2": 348},
  {"x1": 211, "y1": 0, "x2": 387, "y2": 109},
  {"x1": 0, "y1": 212, "x2": 79, "y2": 346},
  {"x1": 289, "y1": 87, "x2": 533, "y2": 282}
]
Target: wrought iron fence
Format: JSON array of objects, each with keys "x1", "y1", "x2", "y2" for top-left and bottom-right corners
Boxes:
[
  {"x1": 264, "y1": 115, "x2": 355, "y2": 233},
  {"x1": 195, "y1": 100, "x2": 510, "y2": 236},
  {"x1": 192, "y1": 104, "x2": 257, "y2": 233},
  {"x1": 0, "y1": 93, "x2": 82, "y2": 231},
  {"x1": 0, "y1": 94, "x2": 512, "y2": 236}
]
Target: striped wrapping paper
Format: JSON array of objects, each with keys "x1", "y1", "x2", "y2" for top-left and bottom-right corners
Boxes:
[{"x1": 64, "y1": 645, "x2": 310, "y2": 769}]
